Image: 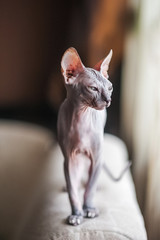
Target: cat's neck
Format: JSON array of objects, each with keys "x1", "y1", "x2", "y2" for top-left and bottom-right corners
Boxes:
[
  {"x1": 67, "y1": 96, "x2": 91, "y2": 113},
  {"x1": 65, "y1": 96, "x2": 106, "y2": 128}
]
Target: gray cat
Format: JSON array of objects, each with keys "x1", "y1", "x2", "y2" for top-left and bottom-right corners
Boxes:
[{"x1": 57, "y1": 47, "x2": 128, "y2": 226}]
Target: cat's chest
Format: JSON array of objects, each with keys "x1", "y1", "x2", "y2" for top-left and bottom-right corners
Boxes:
[
  {"x1": 63, "y1": 107, "x2": 106, "y2": 157},
  {"x1": 70, "y1": 108, "x2": 105, "y2": 142}
]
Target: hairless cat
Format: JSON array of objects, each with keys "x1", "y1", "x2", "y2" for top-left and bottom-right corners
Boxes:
[{"x1": 57, "y1": 47, "x2": 131, "y2": 226}]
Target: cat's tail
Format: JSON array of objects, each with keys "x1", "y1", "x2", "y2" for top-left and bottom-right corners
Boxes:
[{"x1": 103, "y1": 161, "x2": 132, "y2": 182}]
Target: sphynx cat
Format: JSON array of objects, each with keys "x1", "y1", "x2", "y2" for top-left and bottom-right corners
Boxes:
[{"x1": 57, "y1": 47, "x2": 129, "y2": 226}]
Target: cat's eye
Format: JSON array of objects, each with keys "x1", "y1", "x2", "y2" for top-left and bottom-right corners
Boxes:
[{"x1": 89, "y1": 86, "x2": 98, "y2": 91}]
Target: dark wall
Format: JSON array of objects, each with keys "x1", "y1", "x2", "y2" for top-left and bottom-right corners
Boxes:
[{"x1": 0, "y1": 0, "x2": 130, "y2": 135}]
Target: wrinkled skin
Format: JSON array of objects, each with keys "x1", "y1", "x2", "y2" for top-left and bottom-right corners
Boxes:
[{"x1": 57, "y1": 47, "x2": 113, "y2": 226}]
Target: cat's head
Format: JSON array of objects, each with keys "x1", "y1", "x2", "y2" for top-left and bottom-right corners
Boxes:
[{"x1": 61, "y1": 47, "x2": 113, "y2": 110}]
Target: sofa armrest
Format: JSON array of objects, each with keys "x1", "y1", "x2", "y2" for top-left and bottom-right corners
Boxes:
[{"x1": 21, "y1": 134, "x2": 147, "y2": 240}]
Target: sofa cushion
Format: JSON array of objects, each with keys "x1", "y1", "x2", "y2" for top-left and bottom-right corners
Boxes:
[{"x1": 0, "y1": 121, "x2": 54, "y2": 240}]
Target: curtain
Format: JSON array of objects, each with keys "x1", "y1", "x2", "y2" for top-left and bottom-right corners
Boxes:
[{"x1": 121, "y1": 0, "x2": 160, "y2": 239}]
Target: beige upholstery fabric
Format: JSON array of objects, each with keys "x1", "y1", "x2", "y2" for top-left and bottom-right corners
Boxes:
[
  {"x1": 0, "y1": 121, "x2": 54, "y2": 240},
  {"x1": 21, "y1": 134, "x2": 147, "y2": 240}
]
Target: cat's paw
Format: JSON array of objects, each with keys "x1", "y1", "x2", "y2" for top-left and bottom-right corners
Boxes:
[
  {"x1": 83, "y1": 206, "x2": 99, "y2": 218},
  {"x1": 67, "y1": 214, "x2": 83, "y2": 226}
]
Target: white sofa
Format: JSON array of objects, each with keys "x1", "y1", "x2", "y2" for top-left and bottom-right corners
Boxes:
[{"x1": 0, "y1": 121, "x2": 147, "y2": 240}]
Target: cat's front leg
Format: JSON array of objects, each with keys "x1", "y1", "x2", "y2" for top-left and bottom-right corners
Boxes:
[
  {"x1": 83, "y1": 158, "x2": 102, "y2": 218},
  {"x1": 64, "y1": 158, "x2": 83, "y2": 226}
]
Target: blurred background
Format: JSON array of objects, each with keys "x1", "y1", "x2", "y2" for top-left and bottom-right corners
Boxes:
[
  {"x1": 0, "y1": 0, "x2": 160, "y2": 239},
  {"x1": 0, "y1": 0, "x2": 131, "y2": 135}
]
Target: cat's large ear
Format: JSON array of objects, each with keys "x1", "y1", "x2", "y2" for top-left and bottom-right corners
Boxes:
[
  {"x1": 61, "y1": 47, "x2": 85, "y2": 85},
  {"x1": 94, "y1": 49, "x2": 113, "y2": 79}
]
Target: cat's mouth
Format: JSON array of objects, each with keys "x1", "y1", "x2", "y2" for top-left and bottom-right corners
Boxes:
[
  {"x1": 93, "y1": 100, "x2": 111, "y2": 110},
  {"x1": 90, "y1": 98, "x2": 112, "y2": 110},
  {"x1": 106, "y1": 100, "x2": 111, "y2": 108},
  {"x1": 103, "y1": 100, "x2": 111, "y2": 109}
]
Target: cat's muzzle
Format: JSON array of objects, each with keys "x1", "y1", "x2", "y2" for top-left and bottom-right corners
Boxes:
[{"x1": 106, "y1": 100, "x2": 111, "y2": 108}]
